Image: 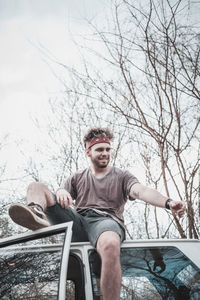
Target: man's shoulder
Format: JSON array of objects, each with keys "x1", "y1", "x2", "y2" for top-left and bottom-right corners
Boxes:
[
  {"x1": 112, "y1": 166, "x2": 131, "y2": 175},
  {"x1": 71, "y1": 168, "x2": 89, "y2": 179},
  {"x1": 112, "y1": 167, "x2": 139, "y2": 181},
  {"x1": 65, "y1": 169, "x2": 89, "y2": 189}
]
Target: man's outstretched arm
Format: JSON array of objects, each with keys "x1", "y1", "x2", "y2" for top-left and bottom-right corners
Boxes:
[{"x1": 129, "y1": 183, "x2": 186, "y2": 218}]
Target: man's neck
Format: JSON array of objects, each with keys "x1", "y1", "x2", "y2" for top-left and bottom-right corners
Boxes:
[{"x1": 90, "y1": 165, "x2": 112, "y2": 179}]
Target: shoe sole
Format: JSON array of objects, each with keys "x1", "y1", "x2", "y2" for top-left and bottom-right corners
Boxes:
[{"x1": 9, "y1": 203, "x2": 50, "y2": 230}]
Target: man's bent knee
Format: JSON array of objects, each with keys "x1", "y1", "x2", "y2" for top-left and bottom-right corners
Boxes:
[
  {"x1": 27, "y1": 182, "x2": 54, "y2": 208},
  {"x1": 97, "y1": 231, "x2": 121, "y2": 257},
  {"x1": 27, "y1": 182, "x2": 48, "y2": 192}
]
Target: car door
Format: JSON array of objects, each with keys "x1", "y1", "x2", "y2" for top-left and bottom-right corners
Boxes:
[{"x1": 0, "y1": 222, "x2": 73, "y2": 300}]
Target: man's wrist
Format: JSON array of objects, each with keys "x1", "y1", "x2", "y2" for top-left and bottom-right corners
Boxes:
[{"x1": 165, "y1": 198, "x2": 173, "y2": 210}]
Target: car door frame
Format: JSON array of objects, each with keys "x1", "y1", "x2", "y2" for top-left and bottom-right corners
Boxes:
[{"x1": 0, "y1": 222, "x2": 73, "y2": 300}]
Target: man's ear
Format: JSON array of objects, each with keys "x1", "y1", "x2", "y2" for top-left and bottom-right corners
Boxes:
[{"x1": 85, "y1": 148, "x2": 91, "y2": 157}]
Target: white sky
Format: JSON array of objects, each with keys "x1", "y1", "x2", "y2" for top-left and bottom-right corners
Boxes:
[
  {"x1": 0, "y1": 0, "x2": 199, "y2": 230},
  {"x1": 1, "y1": 0, "x2": 199, "y2": 138},
  {"x1": 0, "y1": 0, "x2": 199, "y2": 175},
  {"x1": 0, "y1": 0, "x2": 106, "y2": 139},
  {"x1": 0, "y1": 0, "x2": 110, "y2": 183}
]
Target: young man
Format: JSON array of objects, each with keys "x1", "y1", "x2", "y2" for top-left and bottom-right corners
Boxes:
[{"x1": 9, "y1": 128, "x2": 186, "y2": 300}]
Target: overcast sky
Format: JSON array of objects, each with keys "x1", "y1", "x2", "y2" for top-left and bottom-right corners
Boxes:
[
  {"x1": 0, "y1": 0, "x2": 110, "y2": 179},
  {"x1": 0, "y1": 0, "x2": 106, "y2": 140},
  {"x1": 0, "y1": 0, "x2": 199, "y2": 163}
]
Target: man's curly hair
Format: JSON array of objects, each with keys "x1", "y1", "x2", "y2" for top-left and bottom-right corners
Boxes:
[{"x1": 83, "y1": 127, "x2": 114, "y2": 148}]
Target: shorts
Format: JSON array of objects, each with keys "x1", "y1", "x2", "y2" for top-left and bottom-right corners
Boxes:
[{"x1": 45, "y1": 195, "x2": 125, "y2": 248}]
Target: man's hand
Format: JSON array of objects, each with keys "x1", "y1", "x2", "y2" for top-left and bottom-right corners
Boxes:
[
  {"x1": 169, "y1": 200, "x2": 186, "y2": 218},
  {"x1": 56, "y1": 188, "x2": 74, "y2": 209}
]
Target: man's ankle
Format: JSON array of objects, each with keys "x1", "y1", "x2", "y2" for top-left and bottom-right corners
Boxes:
[{"x1": 27, "y1": 202, "x2": 44, "y2": 212}]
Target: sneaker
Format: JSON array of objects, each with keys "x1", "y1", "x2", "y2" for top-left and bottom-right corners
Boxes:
[{"x1": 9, "y1": 203, "x2": 50, "y2": 230}]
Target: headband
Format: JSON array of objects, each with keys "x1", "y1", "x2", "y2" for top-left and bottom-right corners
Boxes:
[{"x1": 86, "y1": 136, "x2": 110, "y2": 150}]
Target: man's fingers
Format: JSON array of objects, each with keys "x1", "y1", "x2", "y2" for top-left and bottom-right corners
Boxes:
[
  {"x1": 170, "y1": 201, "x2": 186, "y2": 218},
  {"x1": 56, "y1": 192, "x2": 73, "y2": 208},
  {"x1": 65, "y1": 196, "x2": 73, "y2": 207},
  {"x1": 60, "y1": 198, "x2": 70, "y2": 209}
]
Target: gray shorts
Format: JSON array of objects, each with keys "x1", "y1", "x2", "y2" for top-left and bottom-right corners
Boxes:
[{"x1": 45, "y1": 196, "x2": 125, "y2": 248}]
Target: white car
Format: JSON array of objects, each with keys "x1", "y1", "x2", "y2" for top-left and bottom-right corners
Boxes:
[{"x1": 0, "y1": 222, "x2": 200, "y2": 299}]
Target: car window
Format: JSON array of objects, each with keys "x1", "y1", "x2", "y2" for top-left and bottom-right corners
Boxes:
[
  {"x1": 67, "y1": 253, "x2": 85, "y2": 300},
  {"x1": 89, "y1": 246, "x2": 200, "y2": 299},
  {"x1": 0, "y1": 222, "x2": 73, "y2": 300},
  {"x1": 0, "y1": 248, "x2": 61, "y2": 299},
  {"x1": 0, "y1": 249, "x2": 85, "y2": 300}
]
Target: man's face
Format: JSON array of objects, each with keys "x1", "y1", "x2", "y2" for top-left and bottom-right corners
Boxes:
[{"x1": 86, "y1": 143, "x2": 111, "y2": 168}]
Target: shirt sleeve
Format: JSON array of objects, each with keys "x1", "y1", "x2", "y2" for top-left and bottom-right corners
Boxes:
[
  {"x1": 123, "y1": 170, "x2": 140, "y2": 200},
  {"x1": 64, "y1": 174, "x2": 77, "y2": 199}
]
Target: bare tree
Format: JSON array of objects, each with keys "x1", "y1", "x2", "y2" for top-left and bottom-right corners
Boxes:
[
  {"x1": 28, "y1": 86, "x2": 133, "y2": 190},
  {"x1": 5, "y1": 0, "x2": 198, "y2": 240},
  {"x1": 53, "y1": 0, "x2": 199, "y2": 238}
]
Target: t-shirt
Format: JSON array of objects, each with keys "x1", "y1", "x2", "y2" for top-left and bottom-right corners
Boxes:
[{"x1": 64, "y1": 167, "x2": 139, "y2": 224}]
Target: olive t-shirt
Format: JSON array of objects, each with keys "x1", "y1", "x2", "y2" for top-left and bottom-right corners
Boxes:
[{"x1": 64, "y1": 167, "x2": 139, "y2": 224}]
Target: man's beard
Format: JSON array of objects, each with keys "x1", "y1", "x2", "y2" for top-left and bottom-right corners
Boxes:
[
  {"x1": 98, "y1": 163, "x2": 108, "y2": 168},
  {"x1": 92, "y1": 157, "x2": 110, "y2": 168}
]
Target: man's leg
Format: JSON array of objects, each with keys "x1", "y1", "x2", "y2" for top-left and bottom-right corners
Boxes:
[
  {"x1": 9, "y1": 182, "x2": 89, "y2": 242},
  {"x1": 97, "y1": 231, "x2": 121, "y2": 300},
  {"x1": 9, "y1": 182, "x2": 54, "y2": 230},
  {"x1": 26, "y1": 182, "x2": 54, "y2": 209}
]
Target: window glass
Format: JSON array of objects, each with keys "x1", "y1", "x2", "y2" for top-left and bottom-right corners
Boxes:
[
  {"x1": 0, "y1": 223, "x2": 73, "y2": 299},
  {"x1": 67, "y1": 253, "x2": 85, "y2": 300},
  {"x1": 0, "y1": 230, "x2": 66, "y2": 300},
  {"x1": 0, "y1": 248, "x2": 61, "y2": 299},
  {"x1": 0, "y1": 248, "x2": 85, "y2": 300},
  {"x1": 89, "y1": 246, "x2": 200, "y2": 299},
  {"x1": 66, "y1": 280, "x2": 75, "y2": 300}
]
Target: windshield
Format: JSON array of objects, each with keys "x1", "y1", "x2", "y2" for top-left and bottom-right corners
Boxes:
[{"x1": 89, "y1": 246, "x2": 200, "y2": 299}]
